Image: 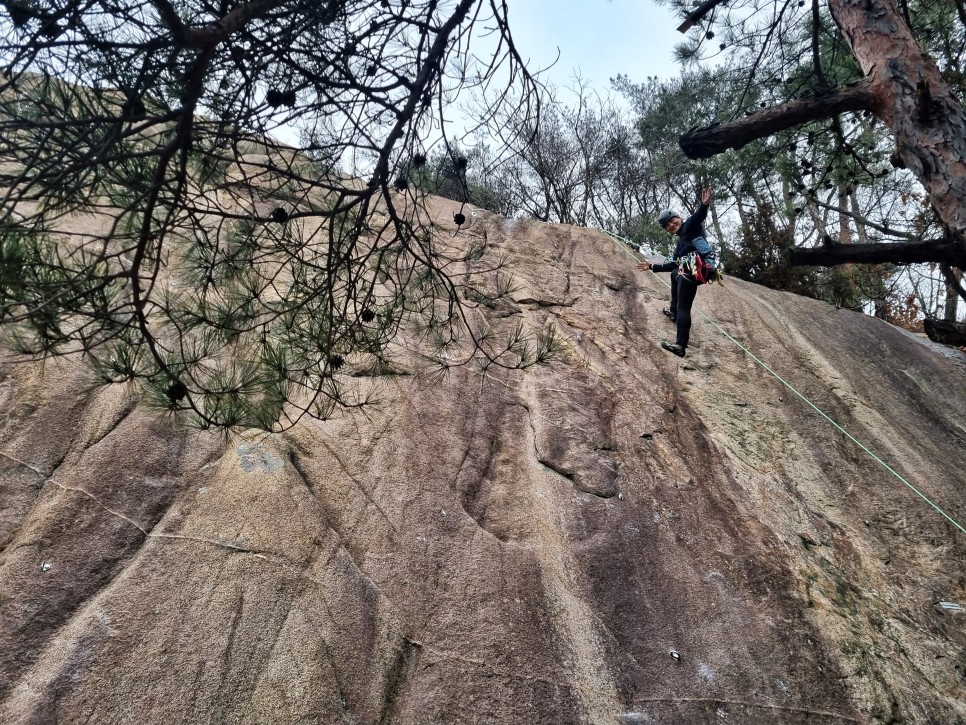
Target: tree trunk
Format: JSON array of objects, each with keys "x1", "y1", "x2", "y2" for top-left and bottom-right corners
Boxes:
[
  {"x1": 782, "y1": 176, "x2": 797, "y2": 239},
  {"x1": 923, "y1": 318, "x2": 966, "y2": 346},
  {"x1": 849, "y1": 191, "x2": 871, "y2": 245},
  {"x1": 679, "y1": 0, "x2": 966, "y2": 269},
  {"x1": 805, "y1": 197, "x2": 830, "y2": 246},
  {"x1": 837, "y1": 183, "x2": 851, "y2": 245},
  {"x1": 944, "y1": 266, "x2": 962, "y2": 322},
  {"x1": 709, "y1": 201, "x2": 725, "y2": 250},
  {"x1": 828, "y1": 0, "x2": 966, "y2": 250}
]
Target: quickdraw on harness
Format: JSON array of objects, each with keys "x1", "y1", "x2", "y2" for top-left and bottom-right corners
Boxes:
[{"x1": 678, "y1": 252, "x2": 724, "y2": 286}]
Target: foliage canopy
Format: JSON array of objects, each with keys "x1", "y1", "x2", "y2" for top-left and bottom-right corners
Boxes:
[{"x1": 0, "y1": 0, "x2": 556, "y2": 430}]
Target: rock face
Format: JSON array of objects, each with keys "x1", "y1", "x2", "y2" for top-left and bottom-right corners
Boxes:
[{"x1": 1, "y1": 207, "x2": 965, "y2": 724}]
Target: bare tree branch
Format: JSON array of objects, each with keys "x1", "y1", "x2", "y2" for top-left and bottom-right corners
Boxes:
[
  {"x1": 923, "y1": 317, "x2": 966, "y2": 344},
  {"x1": 185, "y1": 0, "x2": 289, "y2": 48},
  {"x1": 789, "y1": 239, "x2": 966, "y2": 268},
  {"x1": 676, "y1": 0, "x2": 730, "y2": 33},
  {"x1": 680, "y1": 82, "x2": 879, "y2": 158},
  {"x1": 0, "y1": 0, "x2": 549, "y2": 431},
  {"x1": 810, "y1": 0, "x2": 829, "y2": 88},
  {"x1": 149, "y1": 0, "x2": 189, "y2": 43},
  {"x1": 806, "y1": 195, "x2": 920, "y2": 241},
  {"x1": 940, "y1": 263, "x2": 966, "y2": 303}
]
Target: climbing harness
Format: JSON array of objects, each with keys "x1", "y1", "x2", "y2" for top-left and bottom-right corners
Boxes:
[
  {"x1": 601, "y1": 229, "x2": 966, "y2": 536},
  {"x1": 679, "y1": 251, "x2": 723, "y2": 286}
]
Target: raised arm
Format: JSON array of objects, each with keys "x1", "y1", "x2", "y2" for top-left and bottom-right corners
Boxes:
[{"x1": 688, "y1": 186, "x2": 713, "y2": 227}]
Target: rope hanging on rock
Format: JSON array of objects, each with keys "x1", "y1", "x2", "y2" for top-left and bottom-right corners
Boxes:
[{"x1": 600, "y1": 228, "x2": 966, "y2": 536}]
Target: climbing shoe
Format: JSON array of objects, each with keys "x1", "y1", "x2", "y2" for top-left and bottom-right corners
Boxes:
[
  {"x1": 661, "y1": 341, "x2": 686, "y2": 357},
  {"x1": 662, "y1": 307, "x2": 676, "y2": 321}
]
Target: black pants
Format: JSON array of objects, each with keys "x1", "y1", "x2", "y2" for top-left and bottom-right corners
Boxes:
[{"x1": 669, "y1": 269, "x2": 699, "y2": 348}]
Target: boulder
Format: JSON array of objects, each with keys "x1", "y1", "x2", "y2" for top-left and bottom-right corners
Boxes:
[{"x1": 1, "y1": 207, "x2": 964, "y2": 724}]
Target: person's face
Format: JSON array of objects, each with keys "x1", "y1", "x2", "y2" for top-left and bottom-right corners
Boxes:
[{"x1": 664, "y1": 216, "x2": 682, "y2": 234}]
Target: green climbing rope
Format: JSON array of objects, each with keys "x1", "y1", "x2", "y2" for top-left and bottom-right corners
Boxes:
[{"x1": 601, "y1": 229, "x2": 966, "y2": 536}]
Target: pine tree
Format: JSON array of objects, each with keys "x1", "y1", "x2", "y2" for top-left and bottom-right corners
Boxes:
[{"x1": 0, "y1": 0, "x2": 555, "y2": 430}]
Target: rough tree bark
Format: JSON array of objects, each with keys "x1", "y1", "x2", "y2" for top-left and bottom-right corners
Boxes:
[
  {"x1": 790, "y1": 239, "x2": 964, "y2": 266},
  {"x1": 923, "y1": 318, "x2": 966, "y2": 346},
  {"x1": 679, "y1": 0, "x2": 966, "y2": 271},
  {"x1": 830, "y1": 0, "x2": 966, "y2": 252},
  {"x1": 679, "y1": 83, "x2": 878, "y2": 157}
]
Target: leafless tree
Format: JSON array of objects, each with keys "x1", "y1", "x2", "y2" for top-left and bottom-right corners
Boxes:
[{"x1": 485, "y1": 81, "x2": 657, "y2": 236}]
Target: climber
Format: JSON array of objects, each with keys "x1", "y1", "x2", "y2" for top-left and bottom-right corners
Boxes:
[{"x1": 637, "y1": 186, "x2": 715, "y2": 358}]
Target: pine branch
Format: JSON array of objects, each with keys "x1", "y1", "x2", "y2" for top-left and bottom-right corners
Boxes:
[
  {"x1": 680, "y1": 82, "x2": 879, "y2": 158},
  {"x1": 789, "y1": 239, "x2": 966, "y2": 268},
  {"x1": 676, "y1": 0, "x2": 730, "y2": 33}
]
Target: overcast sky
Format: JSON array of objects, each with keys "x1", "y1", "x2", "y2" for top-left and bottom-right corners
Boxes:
[{"x1": 504, "y1": 0, "x2": 685, "y2": 95}]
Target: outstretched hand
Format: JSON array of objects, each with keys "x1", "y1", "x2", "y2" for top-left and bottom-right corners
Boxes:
[
  {"x1": 700, "y1": 186, "x2": 713, "y2": 205},
  {"x1": 637, "y1": 261, "x2": 651, "y2": 272}
]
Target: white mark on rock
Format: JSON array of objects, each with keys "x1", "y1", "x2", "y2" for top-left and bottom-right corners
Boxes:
[
  {"x1": 621, "y1": 712, "x2": 654, "y2": 724},
  {"x1": 697, "y1": 663, "x2": 715, "y2": 682},
  {"x1": 236, "y1": 443, "x2": 283, "y2": 473}
]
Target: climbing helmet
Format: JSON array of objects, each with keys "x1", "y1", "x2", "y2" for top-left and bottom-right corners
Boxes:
[{"x1": 658, "y1": 209, "x2": 680, "y2": 228}]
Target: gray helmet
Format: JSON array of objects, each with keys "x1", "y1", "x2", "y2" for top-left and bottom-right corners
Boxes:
[{"x1": 658, "y1": 209, "x2": 680, "y2": 228}]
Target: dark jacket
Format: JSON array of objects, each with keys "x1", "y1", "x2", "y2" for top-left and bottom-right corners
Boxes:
[{"x1": 652, "y1": 203, "x2": 714, "y2": 273}]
